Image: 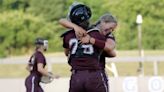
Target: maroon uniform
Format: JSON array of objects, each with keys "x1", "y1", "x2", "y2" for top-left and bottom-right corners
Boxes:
[
  {"x1": 99, "y1": 32, "x2": 115, "y2": 70},
  {"x1": 62, "y1": 29, "x2": 108, "y2": 92},
  {"x1": 62, "y1": 29, "x2": 105, "y2": 70},
  {"x1": 99, "y1": 32, "x2": 115, "y2": 92},
  {"x1": 25, "y1": 51, "x2": 46, "y2": 92}
]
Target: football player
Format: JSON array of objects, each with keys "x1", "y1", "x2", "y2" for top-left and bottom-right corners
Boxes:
[
  {"x1": 60, "y1": 13, "x2": 117, "y2": 92},
  {"x1": 25, "y1": 38, "x2": 54, "y2": 92},
  {"x1": 61, "y1": 3, "x2": 115, "y2": 92}
]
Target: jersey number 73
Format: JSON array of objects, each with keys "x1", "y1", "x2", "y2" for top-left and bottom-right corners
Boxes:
[{"x1": 69, "y1": 38, "x2": 94, "y2": 55}]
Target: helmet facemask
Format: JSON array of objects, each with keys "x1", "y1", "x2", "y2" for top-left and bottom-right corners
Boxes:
[
  {"x1": 43, "y1": 40, "x2": 48, "y2": 51},
  {"x1": 35, "y1": 38, "x2": 48, "y2": 52},
  {"x1": 79, "y1": 20, "x2": 90, "y2": 29}
]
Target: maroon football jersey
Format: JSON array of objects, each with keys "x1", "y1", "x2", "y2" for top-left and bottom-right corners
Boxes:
[
  {"x1": 62, "y1": 29, "x2": 106, "y2": 70},
  {"x1": 99, "y1": 32, "x2": 115, "y2": 69},
  {"x1": 28, "y1": 51, "x2": 46, "y2": 77}
]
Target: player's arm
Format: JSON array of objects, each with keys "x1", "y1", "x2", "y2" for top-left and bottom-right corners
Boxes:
[
  {"x1": 59, "y1": 18, "x2": 75, "y2": 29},
  {"x1": 105, "y1": 37, "x2": 116, "y2": 57},
  {"x1": 104, "y1": 50, "x2": 116, "y2": 57},
  {"x1": 37, "y1": 63, "x2": 54, "y2": 77},
  {"x1": 109, "y1": 50, "x2": 116, "y2": 57},
  {"x1": 59, "y1": 18, "x2": 87, "y2": 37},
  {"x1": 80, "y1": 34, "x2": 115, "y2": 53},
  {"x1": 90, "y1": 37, "x2": 114, "y2": 52},
  {"x1": 36, "y1": 53, "x2": 54, "y2": 78},
  {"x1": 104, "y1": 38, "x2": 116, "y2": 54}
]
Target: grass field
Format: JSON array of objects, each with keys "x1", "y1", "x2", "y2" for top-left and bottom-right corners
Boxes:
[
  {"x1": 0, "y1": 50, "x2": 164, "y2": 78},
  {"x1": 0, "y1": 62, "x2": 164, "y2": 78}
]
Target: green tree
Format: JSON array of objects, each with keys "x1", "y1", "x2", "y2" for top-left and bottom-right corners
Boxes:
[
  {"x1": 1, "y1": 0, "x2": 164, "y2": 57},
  {"x1": 27, "y1": 0, "x2": 66, "y2": 21},
  {"x1": 0, "y1": 0, "x2": 29, "y2": 12},
  {"x1": 0, "y1": 11, "x2": 62, "y2": 57},
  {"x1": 103, "y1": 0, "x2": 164, "y2": 50}
]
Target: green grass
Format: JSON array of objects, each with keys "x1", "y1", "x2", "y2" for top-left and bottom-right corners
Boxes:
[
  {"x1": 0, "y1": 62, "x2": 164, "y2": 78},
  {"x1": 0, "y1": 64, "x2": 28, "y2": 78},
  {"x1": 0, "y1": 50, "x2": 163, "y2": 78},
  {"x1": 52, "y1": 64, "x2": 71, "y2": 77}
]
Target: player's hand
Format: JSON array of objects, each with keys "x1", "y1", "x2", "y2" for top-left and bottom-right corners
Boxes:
[
  {"x1": 80, "y1": 35, "x2": 91, "y2": 44},
  {"x1": 74, "y1": 26, "x2": 87, "y2": 37}
]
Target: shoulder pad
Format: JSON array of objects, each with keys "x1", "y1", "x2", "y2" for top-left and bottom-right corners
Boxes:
[
  {"x1": 87, "y1": 27, "x2": 100, "y2": 33},
  {"x1": 106, "y1": 33, "x2": 115, "y2": 40},
  {"x1": 60, "y1": 30, "x2": 73, "y2": 37}
]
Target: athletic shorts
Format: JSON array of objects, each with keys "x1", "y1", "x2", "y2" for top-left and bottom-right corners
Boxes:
[
  {"x1": 69, "y1": 70, "x2": 108, "y2": 92},
  {"x1": 25, "y1": 74, "x2": 43, "y2": 92}
]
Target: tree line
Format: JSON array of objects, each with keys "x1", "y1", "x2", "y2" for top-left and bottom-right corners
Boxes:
[{"x1": 0, "y1": 0, "x2": 164, "y2": 57}]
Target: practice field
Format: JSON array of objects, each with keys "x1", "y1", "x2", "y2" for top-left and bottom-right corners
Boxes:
[
  {"x1": 0, "y1": 50, "x2": 164, "y2": 78},
  {"x1": 0, "y1": 62, "x2": 164, "y2": 78}
]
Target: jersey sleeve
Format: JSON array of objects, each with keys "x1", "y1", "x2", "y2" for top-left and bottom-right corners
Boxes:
[
  {"x1": 63, "y1": 36, "x2": 69, "y2": 48},
  {"x1": 92, "y1": 30, "x2": 106, "y2": 41},
  {"x1": 36, "y1": 52, "x2": 45, "y2": 64},
  {"x1": 106, "y1": 33, "x2": 115, "y2": 41},
  {"x1": 61, "y1": 30, "x2": 72, "y2": 49}
]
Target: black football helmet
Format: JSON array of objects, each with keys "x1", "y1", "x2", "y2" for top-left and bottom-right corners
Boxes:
[
  {"x1": 69, "y1": 4, "x2": 91, "y2": 29},
  {"x1": 35, "y1": 38, "x2": 48, "y2": 51}
]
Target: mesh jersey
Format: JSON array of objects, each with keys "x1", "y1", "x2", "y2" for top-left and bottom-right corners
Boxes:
[
  {"x1": 28, "y1": 51, "x2": 46, "y2": 77},
  {"x1": 99, "y1": 32, "x2": 115, "y2": 69},
  {"x1": 62, "y1": 29, "x2": 106, "y2": 70}
]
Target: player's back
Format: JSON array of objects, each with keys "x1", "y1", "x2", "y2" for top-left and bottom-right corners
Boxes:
[
  {"x1": 62, "y1": 29, "x2": 106, "y2": 70},
  {"x1": 28, "y1": 51, "x2": 46, "y2": 77}
]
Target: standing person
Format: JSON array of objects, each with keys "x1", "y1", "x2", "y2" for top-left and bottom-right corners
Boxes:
[
  {"x1": 61, "y1": 3, "x2": 114, "y2": 92},
  {"x1": 59, "y1": 13, "x2": 117, "y2": 92},
  {"x1": 25, "y1": 38, "x2": 54, "y2": 92},
  {"x1": 96, "y1": 13, "x2": 117, "y2": 92}
]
